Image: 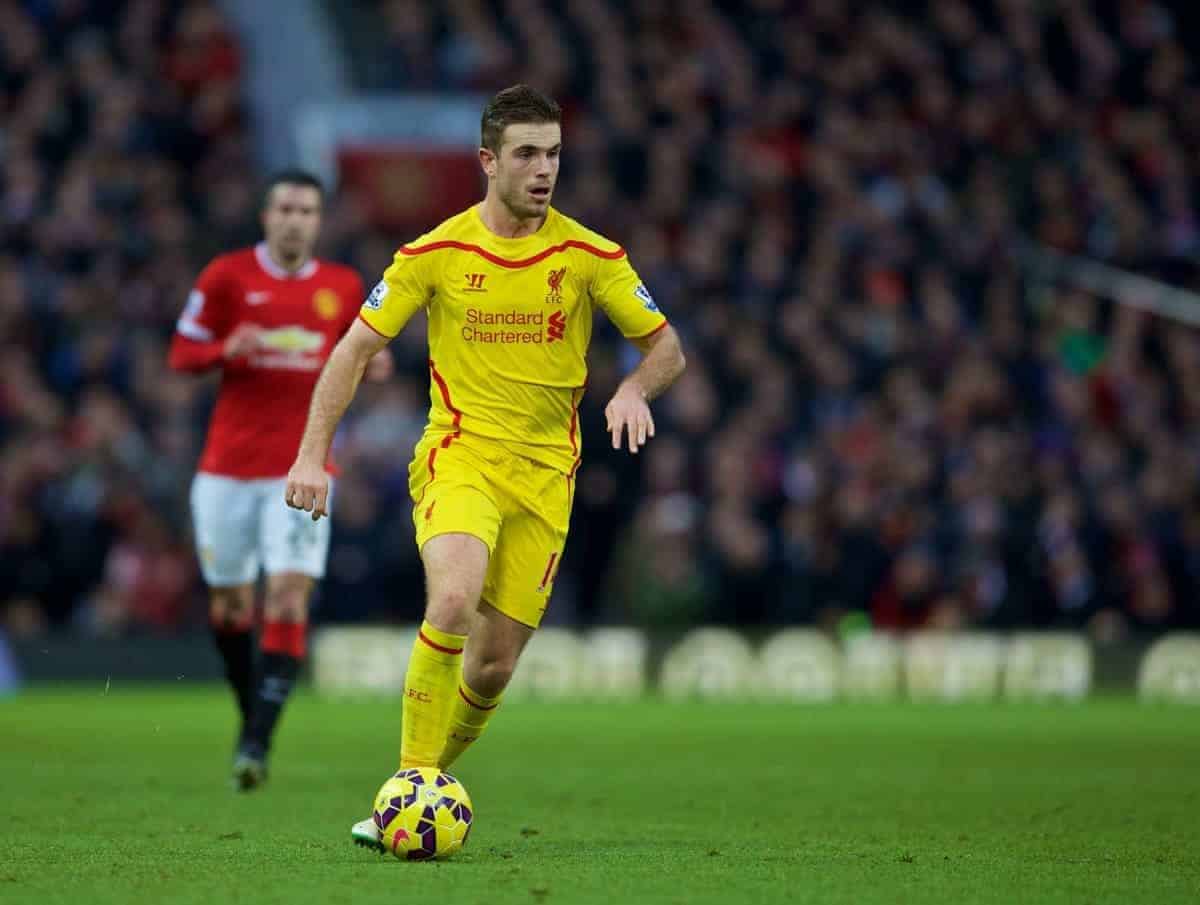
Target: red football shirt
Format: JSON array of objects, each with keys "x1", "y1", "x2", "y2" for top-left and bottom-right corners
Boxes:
[{"x1": 168, "y1": 243, "x2": 363, "y2": 478}]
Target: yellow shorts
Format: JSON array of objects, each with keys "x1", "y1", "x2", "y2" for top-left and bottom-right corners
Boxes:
[{"x1": 408, "y1": 430, "x2": 573, "y2": 629}]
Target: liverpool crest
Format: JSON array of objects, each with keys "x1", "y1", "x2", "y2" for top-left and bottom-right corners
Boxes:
[{"x1": 545, "y1": 266, "x2": 567, "y2": 304}]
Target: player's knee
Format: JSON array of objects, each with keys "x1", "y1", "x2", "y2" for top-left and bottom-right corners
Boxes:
[
  {"x1": 208, "y1": 597, "x2": 230, "y2": 624},
  {"x1": 425, "y1": 588, "x2": 476, "y2": 634},
  {"x1": 263, "y1": 580, "x2": 310, "y2": 623},
  {"x1": 209, "y1": 586, "x2": 253, "y2": 625}
]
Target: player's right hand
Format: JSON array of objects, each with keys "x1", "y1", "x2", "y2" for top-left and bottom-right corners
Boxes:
[
  {"x1": 223, "y1": 324, "x2": 264, "y2": 359},
  {"x1": 285, "y1": 461, "x2": 330, "y2": 521}
]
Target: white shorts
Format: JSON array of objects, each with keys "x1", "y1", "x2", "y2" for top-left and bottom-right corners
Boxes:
[{"x1": 189, "y1": 472, "x2": 332, "y2": 586}]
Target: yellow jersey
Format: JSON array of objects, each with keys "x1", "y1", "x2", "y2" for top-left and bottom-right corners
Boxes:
[{"x1": 359, "y1": 205, "x2": 668, "y2": 475}]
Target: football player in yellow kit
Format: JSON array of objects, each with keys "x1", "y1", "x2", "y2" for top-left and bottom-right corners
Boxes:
[{"x1": 284, "y1": 85, "x2": 685, "y2": 849}]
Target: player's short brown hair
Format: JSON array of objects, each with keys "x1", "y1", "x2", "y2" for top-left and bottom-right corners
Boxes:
[{"x1": 480, "y1": 85, "x2": 562, "y2": 153}]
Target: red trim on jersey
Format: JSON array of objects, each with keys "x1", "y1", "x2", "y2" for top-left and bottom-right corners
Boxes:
[
  {"x1": 566, "y1": 385, "x2": 584, "y2": 478},
  {"x1": 399, "y1": 239, "x2": 626, "y2": 269},
  {"x1": 418, "y1": 629, "x2": 463, "y2": 655},
  {"x1": 429, "y1": 359, "x2": 464, "y2": 426},
  {"x1": 356, "y1": 311, "x2": 391, "y2": 339},
  {"x1": 422, "y1": 359, "x2": 463, "y2": 488},
  {"x1": 631, "y1": 320, "x2": 669, "y2": 341},
  {"x1": 458, "y1": 686, "x2": 499, "y2": 711}
]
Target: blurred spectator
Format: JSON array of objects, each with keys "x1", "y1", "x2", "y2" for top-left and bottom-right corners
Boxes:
[
  {"x1": 3, "y1": 0, "x2": 1200, "y2": 639},
  {"x1": 1, "y1": 0, "x2": 242, "y2": 634}
]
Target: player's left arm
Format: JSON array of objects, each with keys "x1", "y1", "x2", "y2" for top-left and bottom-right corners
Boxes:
[
  {"x1": 591, "y1": 252, "x2": 686, "y2": 453},
  {"x1": 605, "y1": 324, "x2": 686, "y2": 453}
]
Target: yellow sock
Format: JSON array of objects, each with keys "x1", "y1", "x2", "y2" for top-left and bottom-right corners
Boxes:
[
  {"x1": 438, "y1": 678, "x2": 502, "y2": 770},
  {"x1": 400, "y1": 621, "x2": 466, "y2": 768}
]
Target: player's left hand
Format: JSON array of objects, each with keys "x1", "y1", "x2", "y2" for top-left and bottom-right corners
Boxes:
[
  {"x1": 605, "y1": 382, "x2": 655, "y2": 454},
  {"x1": 365, "y1": 349, "x2": 394, "y2": 382}
]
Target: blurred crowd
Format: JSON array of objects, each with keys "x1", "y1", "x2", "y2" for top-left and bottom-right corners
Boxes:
[
  {"x1": 4, "y1": 0, "x2": 1200, "y2": 641},
  {"x1": 0, "y1": 0, "x2": 253, "y2": 636}
]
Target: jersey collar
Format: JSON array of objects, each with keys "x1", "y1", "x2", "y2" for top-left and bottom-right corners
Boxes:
[{"x1": 255, "y1": 242, "x2": 319, "y2": 280}]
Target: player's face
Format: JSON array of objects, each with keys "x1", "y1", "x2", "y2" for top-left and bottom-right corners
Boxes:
[
  {"x1": 261, "y1": 184, "x2": 322, "y2": 264},
  {"x1": 491, "y1": 122, "x2": 561, "y2": 221}
]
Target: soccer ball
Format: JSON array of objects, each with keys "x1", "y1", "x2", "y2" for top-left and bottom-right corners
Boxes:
[{"x1": 372, "y1": 767, "x2": 473, "y2": 860}]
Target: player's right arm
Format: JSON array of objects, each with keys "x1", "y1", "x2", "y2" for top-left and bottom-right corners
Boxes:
[
  {"x1": 285, "y1": 319, "x2": 388, "y2": 519},
  {"x1": 167, "y1": 258, "x2": 259, "y2": 372},
  {"x1": 285, "y1": 248, "x2": 434, "y2": 519}
]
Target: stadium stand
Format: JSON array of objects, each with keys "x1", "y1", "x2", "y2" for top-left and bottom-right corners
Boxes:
[{"x1": 2, "y1": 0, "x2": 1199, "y2": 640}]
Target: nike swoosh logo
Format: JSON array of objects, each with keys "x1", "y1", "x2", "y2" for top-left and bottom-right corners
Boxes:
[{"x1": 246, "y1": 292, "x2": 271, "y2": 305}]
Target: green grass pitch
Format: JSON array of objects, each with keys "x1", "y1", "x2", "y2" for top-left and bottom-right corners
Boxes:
[{"x1": 2, "y1": 687, "x2": 1198, "y2": 905}]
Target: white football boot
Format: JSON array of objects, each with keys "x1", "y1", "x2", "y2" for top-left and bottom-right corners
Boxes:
[
  {"x1": 351, "y1": 817, "x2": 384, "y2": 853},
  {"x1": 230, "y1": 748, "x2": 267, "y2": 793}
]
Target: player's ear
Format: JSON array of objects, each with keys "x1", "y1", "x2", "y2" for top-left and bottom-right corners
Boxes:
[
  {"x1": 479, "y1": 146, "x2": 497, "y2": 179},
  {"x1": 259, "y1": 184, "x2": 276, "y2": 232}
]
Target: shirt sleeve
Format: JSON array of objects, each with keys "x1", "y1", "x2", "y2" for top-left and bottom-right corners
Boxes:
[
  {"x1": 358, "y1": 247, "x2": 434, "y2": 339},
  {"x1": 590, "y1": 252, "x2": 668, "y2": 340},
  {"x1": 168, "y1": 259, "x2": 235, "y2": 372}
]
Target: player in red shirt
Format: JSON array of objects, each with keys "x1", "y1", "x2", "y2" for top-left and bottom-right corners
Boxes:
[{"x1": 169, "y1": 170, "x2": 391, "y2": 790}]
